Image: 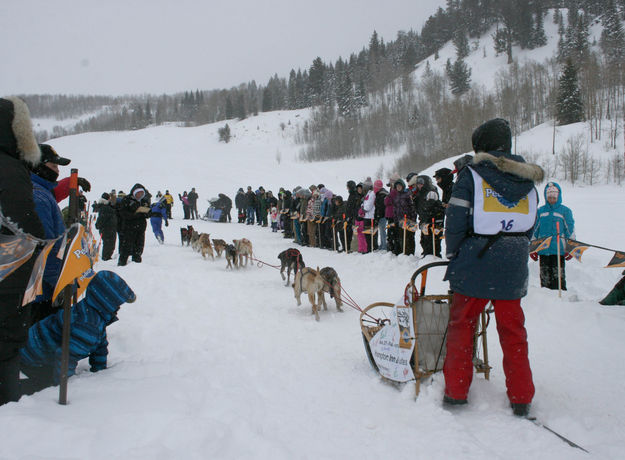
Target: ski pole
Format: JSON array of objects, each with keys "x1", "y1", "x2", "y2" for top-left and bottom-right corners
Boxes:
[
  {"x1": 403, "y1": 214, "x2": 407, "y2": 255},
  {"x1": 332, "y1": 219, "x2": 336, "y2": 251},
  {"x1": 556, "y1": 221, "x2": 562, "y2": 297},
  {"x1": 371, "y1": 218, "x2": 374, "y2": 253}
]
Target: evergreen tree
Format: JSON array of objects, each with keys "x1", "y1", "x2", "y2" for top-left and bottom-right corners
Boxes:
[
  {"x1": 556, "y1": 59, "x2": 584, "y2": 125},
  {"x1": 308, "y1": 57, "x2": 325, "y2": 105},
  {"x1": 225, "y1": 96, "x2": 234, "y2": 119},
  {"x1": 447, "y1": 58, "x2": 472, "y2": 95},
  {"x1": 262, "y1": 87, "x2": 272, "y2": 112},
  {"x1": 234, "y1": 93, "x2": 246, "y2": 120},
  {"x1": 531, "y1": 7, "x2": 547, "y2": 48},
  {"x1": 572, "y1": 12, "x2": 590, "y2": 62},
  {"x1": 401, "y1": 42, "x2": 418, "y2": 73},
  {"x1": 336, "y1": 73, "x2": 355, "y2": 118},
  {"x1": 601, "y1": 0, "x2": 625, "y2": 68},
  {"x1": 287, "y1": 69, "x2": 297, "y2": 109},
  {"x1": 453, "y1": 29, "x2": 470, "y2": 59}
]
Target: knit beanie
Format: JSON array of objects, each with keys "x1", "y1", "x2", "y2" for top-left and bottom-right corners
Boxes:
[
  {"x1": 373, "y1": 180, "x2": 383, "y2": 193},
  {"x1": 471, "y1": 118, "x2": 512, "y2": 154}
]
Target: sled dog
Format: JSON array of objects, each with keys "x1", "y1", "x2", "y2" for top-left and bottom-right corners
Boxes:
[
  {"x1": 212, "y1": 239, "x2": 227, "y2": 257},
  {"x1": 180, "y1": 225, "x2": 194, "y2": 246},
  {"x1": 190, "y1": 230, "x2": 201, "y2": 252},
  {"x1": 292, "y1": 266, "x2": 327, "y2": 321},
  {"x1": 319, "y1": 267, "x2": 343, "y2": 311},
  {"x1": 233, "y1": 238, "x2": 253, "y2": 267},
  {"x1": 278, "y1": 248, "x2": 305, "y2": 287},
  {"x1": 225, "y1": 244, "x2": 238, "y2": 269},
  {"x1": 198, "y1": 233, "x2": 214, "y2": 260}
]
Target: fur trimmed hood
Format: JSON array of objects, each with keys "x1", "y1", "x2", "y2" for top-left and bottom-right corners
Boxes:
[
  {"x1": 474, "y1": 151, "x2": 544, "y2": 183},
  {"x1": 0, "y1": 97, "x2": 41, "y2": 165}
]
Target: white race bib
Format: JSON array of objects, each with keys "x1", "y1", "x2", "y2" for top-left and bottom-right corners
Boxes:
[{"x1": 470, "y1": 167, "x2": 537, "y2": 235}]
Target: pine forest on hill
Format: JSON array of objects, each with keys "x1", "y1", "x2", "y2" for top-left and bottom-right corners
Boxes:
[{"x1": 21, "y1": 0, "x2": 625, "y2": 185}]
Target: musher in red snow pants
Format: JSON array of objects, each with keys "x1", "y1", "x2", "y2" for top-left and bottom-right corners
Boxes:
[{"x1": 442, "y1": 118, "x2": 544, "y2": 417}]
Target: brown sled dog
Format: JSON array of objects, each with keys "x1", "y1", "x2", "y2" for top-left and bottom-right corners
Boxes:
[
  {"x1": 292, "y1": 266, "x2": 328, "y2": 321},
  {"x1": 319, "y1": 267, "x2": 343, "y2": 311},
  {"x1": 233, "y1": 238, "x2": 253, "y2": 267},
  {"x1": 212, "y1": 239, "x2": 227, "y2": 257},
  {"x1": 198, "y1": 233, "x2": 214, "y2": 260},
  {"x1": 278, "y1": 248, "x2": 305, "y2": 287}
]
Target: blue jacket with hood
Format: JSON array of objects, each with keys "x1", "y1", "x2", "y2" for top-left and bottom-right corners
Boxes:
[
  {"x1": 532, "y1": 182, "x2": 575, "y2": 255},
  {"x1": 31, "y1": 172, "x2": 65, "y2": 301},
  {"x1": 444, "y1": 151, "x2": 544, "y2": 300}
]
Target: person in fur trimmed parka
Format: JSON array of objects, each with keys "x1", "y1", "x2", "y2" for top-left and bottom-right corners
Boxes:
[
  {"x1": 442, "y1": 118, "x2": 544, "y2": 417},
  {"x1": 0, "y1": 97, "x2": 46, "y2": 405}
]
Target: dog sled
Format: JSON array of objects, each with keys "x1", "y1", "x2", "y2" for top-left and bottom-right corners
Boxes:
[
  {"x1": 201, "y1": 198, "x2": 227, "y2": 222},
  {"x1": 360, "y1": 260, "x2": 491, "y2": 395}
]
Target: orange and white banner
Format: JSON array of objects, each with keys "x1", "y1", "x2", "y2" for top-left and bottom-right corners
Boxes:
[{"x1": 52, "y1": 224, "x2": 96, "y2": 302}]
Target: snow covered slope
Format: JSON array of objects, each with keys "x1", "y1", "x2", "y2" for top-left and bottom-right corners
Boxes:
[{"x1": 0, "y1": 107, "x2": 624, "y2": 459}]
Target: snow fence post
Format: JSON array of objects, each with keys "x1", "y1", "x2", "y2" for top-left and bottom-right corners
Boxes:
[{"x1": 58, "y1": 169, "x2": 79, "y2": 405}]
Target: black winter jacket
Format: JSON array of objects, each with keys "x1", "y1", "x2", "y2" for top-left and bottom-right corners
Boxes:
[
  {"x1": 118, "y1": 184, "x2": 150, "y2": 232},
  {"x1": 95, "y1": 203, "x2": 118, "y2": 233}
]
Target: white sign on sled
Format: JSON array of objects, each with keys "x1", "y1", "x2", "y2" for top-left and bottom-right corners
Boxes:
[{"x1": 368, "y1": 300, "x2": 415, "y2": 383}]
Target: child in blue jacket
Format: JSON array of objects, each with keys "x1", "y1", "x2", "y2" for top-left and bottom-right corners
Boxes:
[
  {"x1": 532, "y1": 182, "x2": 575, "y2": 290},
  {"x1": 19, "y1": 271, "x2": 136, "y2": 396}
]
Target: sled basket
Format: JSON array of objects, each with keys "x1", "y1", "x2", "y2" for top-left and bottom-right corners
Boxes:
[
  {"x1": 360, "y1": 261, "x2": 491, "y2": 396},
  {"x1": 203, "y1": 207, "x2": 224, "y2": 222}
]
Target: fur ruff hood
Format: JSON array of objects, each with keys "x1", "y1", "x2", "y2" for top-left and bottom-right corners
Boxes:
[
  {"x1": 473, "y1": 151, "x2": 544, "y2": 183},
  {"x1": 0, "y1": 97, "x2": 41, "y2": 165}
]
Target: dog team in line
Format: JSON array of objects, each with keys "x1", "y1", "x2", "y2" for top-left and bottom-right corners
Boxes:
[{"x1": 179, "y1": 225, "x2": 341, "y2": 321}]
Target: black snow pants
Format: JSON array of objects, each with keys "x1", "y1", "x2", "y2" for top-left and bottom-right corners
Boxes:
[
  {"x1": 539, "y1": 255, "x2": 567, "y2": 290},
  {"x1": 101, "y1": 229, "x2": 117, "y2": 261}
]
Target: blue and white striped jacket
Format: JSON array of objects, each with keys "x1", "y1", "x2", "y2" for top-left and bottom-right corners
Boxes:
[{"x1": 20, "y1": 271, "x2": 136, "y2": 383}]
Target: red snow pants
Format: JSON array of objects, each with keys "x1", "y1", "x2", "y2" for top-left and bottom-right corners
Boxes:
[{"x1": 443, "y1": 293, "x2": 535, "y2": 404}]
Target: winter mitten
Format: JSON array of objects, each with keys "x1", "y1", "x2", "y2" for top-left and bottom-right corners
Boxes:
[{"x1": 77, "y1": 177, "x2": 91, "y2": 192}]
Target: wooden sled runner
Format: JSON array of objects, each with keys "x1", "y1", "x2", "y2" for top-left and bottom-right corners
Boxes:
[{"x1": 360, "y1": 261, "x2": 491, "y2": 396}]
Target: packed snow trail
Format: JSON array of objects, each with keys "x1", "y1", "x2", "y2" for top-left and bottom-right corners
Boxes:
[{"x1": 2, "y1": 193, "x2": 624, "y2": 459}]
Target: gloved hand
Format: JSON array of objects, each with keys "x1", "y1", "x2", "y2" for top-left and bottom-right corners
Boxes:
[
  {"x1": 564, "y1": 252, "x2": 573, "y2": 261},
  {"x1": 165, "y1": 220, "x2": 169, "y2": 227},
  {"x1": 530, "y1": 252, "x2": 538, "y2": 261},
  {"x1": 77, "y1": 177, "x2": 91, "y2": 192}
]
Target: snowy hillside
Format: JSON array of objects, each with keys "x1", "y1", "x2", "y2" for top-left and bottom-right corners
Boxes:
[
  {"x1": 1, "y1": 109, "x2": 624, "y2": 459},
  {"x1": 47, "y1": 109, "x2": 398, "y2": 204},
  {"x1": 410, "y1": 9, "x2": 596, "y2": 91}
]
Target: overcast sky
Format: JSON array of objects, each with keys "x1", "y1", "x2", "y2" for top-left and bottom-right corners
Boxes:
[{"x1": 1, "y1": 0, "x2": 443, "y2": 96}]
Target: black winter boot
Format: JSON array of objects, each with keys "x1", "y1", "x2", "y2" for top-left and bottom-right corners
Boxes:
[
  {"x1": 511, "y1": 403, "x2": 530, "y2": 417},
  {"x1": 443, "y1": 395, "x2": 467, "y2": 406}
]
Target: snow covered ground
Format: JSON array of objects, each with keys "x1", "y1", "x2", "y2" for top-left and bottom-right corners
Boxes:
[{"x1": 1, "y1": 108, "x2": 624, "y2": 459}]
